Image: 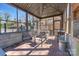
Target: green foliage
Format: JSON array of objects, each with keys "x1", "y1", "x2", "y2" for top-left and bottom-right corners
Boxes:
[
  {"x1": 28, "y1": 19, "x2": 36, "y2": 31},
  {"x1": 0, "y1": 23, "x2": 2, "y2": 30},
  {"x1": 0, "y1": 16, "x2": 2, "y2": 21},
  {"x1": 0, "y1": 16, "x2": 2, "y2": 32},
  {"x1": 4, "y1": 13, "x2": 11, "y2": 29},
  {"x1": 76, "y1": 42, "x2": 79, "y2": 55}
]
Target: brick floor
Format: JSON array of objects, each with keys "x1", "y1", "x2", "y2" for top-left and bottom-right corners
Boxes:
[{"x1": 5, "y1": 36, "x2": 68, "y2": 56}]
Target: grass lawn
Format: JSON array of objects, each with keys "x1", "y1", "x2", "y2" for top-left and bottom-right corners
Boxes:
[{"x1": 76, "y1": 41, "x2": 79, "y2": 55}]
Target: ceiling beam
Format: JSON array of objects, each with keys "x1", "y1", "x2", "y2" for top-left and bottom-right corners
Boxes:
[
  {"x1": 40, "y1": 4, "x2": 43, "y2": 16},
  {"x1": 41, "y1": 13, "x2": 63, "y2": 19}
]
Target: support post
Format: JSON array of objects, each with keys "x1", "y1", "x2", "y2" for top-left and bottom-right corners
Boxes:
[
  {"x1": 60, "y1": 15, "x2": 63, "y2": 30},
  {"x1": 16, "y1": 8, "x2": 19, "y2": 32},
  {"x1": 37, "y1": 20, "x2": 38, "y2": 31},
  {"x1": 53, "y1": 17, "x2": 54, "y2": 35},
  {"x1": 68, "y1": 3, "x2": 72, "y2": 34},
  {"x1": 66, "y1": 3, "x2": 70, "y2": 34},
  {"x1": 26, "y1": 12, "x2": 28, "y2": 31},
  {"x1": 40, "y1": 19, "x2": 41, "y2": 32},
  {"x1": 70, "y1": 4, "x2": 73, "y2": 37},
  {"x1": 4, "y1": 23, "x2": 6, "y2": 32}
]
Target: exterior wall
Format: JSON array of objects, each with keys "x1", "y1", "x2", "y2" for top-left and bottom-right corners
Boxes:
[
  {"x1": 73, "y1": 20, "x2": 79, "y2": 37},
  {"x1": 0, "y1": 32, "x2": 22, "y2": 48},
  {"x1": 22, "y1": 31, "x2": 32, "y2": 40},
  {"x1": 72, "y1": 4, "x2": 79, "y2": 37}
]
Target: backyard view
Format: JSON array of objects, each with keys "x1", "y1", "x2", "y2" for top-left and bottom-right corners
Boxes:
[{"x1": 0, "y1": 4, "x2": 26, "y2": 33}]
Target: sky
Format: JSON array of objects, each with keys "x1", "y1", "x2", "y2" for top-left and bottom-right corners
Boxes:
[
  {"x1": 0, "y1": 3, "x2": 26, "y2": 21},
  {"x1": 0, "y1": 3, "x2": 37, "y2": 23}
]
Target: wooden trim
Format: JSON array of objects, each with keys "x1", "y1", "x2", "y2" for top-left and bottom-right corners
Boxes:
[
  {"x1": 53, "y1": 17, "x2": 54, "y2": 35},
  {"x1": 16, "y1": 8, "x2": 19, "y2": 31},
  {"x1": 40, "y1": 19, "x2": 41, "y2": 31},
  {"x1": 26, "y1": 13, "x2": 28, "y2": 31},
  {"x1": 41, "y1": 13, "x2": 63, "y2": 19},
  {"x1": 60, "y1": 14, "x2": 63, "y2": 30}
]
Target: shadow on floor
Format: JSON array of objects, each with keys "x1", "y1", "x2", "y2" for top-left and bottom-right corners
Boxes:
[
  {"x1": 5, "y1": 37, "x2": 68, "y2": 56},
  {"x1": 45, "y1": 39, "x2": 55, "y2": 44},
  {"x1": 5, "y1": 48, "x2": 50, "y2": 51},
  {"x1": 4, "y1": 40, "x2": 37, "y2": 51},
  {"x1": 29, "y1": 42, "x2": 37, "y2": 47},
  {"x1": 47, "y1": 38, "x2": 68, "y2": 56}
]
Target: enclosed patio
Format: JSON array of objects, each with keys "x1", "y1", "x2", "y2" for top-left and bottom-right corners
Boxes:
[{"x1": 0, "y1": 3, "x2": 77, "y2": 56}]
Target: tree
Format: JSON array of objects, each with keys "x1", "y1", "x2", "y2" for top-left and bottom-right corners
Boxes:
[
  {"x1": 0, "y1": 16, "x2": 2, "y2": 33},
  {"x1": 4, "y1": 13, "x2": 10, "y2": 29}
]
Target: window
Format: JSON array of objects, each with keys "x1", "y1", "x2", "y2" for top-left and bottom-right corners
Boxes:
[
  {"x1": 28, "y1": 14, "x2": 39, "y2": 32},
  {"x1": 47, "y1": 18, "x2": 53, "y2": 24},
  {"x1": 18, "y1": 9, "x2": 26, "y2": 32},
  {"x1": 0, "y1": 3, "x2": 26, "y2": 33},
  {"x1": 54, "y1": 21, "x2": 60, "y2": 30},
  {"x1": 0, "y1": 4, "x2": 17, "y2": 33},
  {"x1": 1, "y1": 21, "x2": 5, "y2": 33},
  {"x1": 18, "y1": 9, "x2": 26, "y2": 22},
  {"x1": 28, "y1": 14, "x2": 33, "y2": 31},
  {"x1": 54, "y1": 16, "x2": 61, "y2": 21}
]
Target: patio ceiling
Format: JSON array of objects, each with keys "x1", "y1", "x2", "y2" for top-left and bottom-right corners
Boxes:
[{"x1": 10, "y1": 3, "x2": 67, "y2": 19}]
